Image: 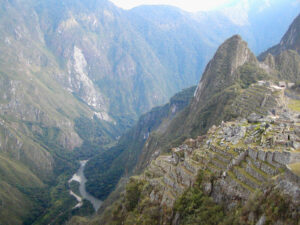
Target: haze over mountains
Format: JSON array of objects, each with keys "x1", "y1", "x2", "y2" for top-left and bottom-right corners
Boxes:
[{"x1": 0, "y1": 0, "x2": 300, "y2": 224}]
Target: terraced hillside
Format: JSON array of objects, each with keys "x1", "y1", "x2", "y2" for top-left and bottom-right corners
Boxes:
[
  {"x1": 231, "y1": 82, "x2": 280, "y2": 116},
  {"x1": 90, "y1": 81, "x2": 300, "y2": 225}
]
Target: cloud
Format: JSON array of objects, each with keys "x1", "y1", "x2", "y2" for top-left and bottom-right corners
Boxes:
[{"x1": 258, "y1": 0, "x2": 271, "y2": 12}]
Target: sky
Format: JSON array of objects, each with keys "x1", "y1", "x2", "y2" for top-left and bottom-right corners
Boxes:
[{"x1": 110, "y1": 0, "x2": 237, "y2": 12}]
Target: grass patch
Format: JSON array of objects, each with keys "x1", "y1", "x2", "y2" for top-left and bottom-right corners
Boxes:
[
  {"x1": 288, "y1": 162, "x2": 300, "y2": 176},
  {"x1": 288, "y1": 99, "x2": 300, "y2": 112}
]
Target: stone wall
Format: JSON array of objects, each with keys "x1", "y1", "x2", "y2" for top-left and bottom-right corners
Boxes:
[
  {"x1": 248, "y1": 147, "x2": 299, "y2": 166},
  {"x1": 244, "y1": 163, "x2": 267, "y2": 183}
]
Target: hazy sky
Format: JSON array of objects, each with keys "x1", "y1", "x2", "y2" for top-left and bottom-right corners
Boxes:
[{"x1": 110, "y1": 0, "x2": 237, "y2": 12}]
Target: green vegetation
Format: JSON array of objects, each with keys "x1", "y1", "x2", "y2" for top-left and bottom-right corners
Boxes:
[
  {"x1": 32, "y1": 172, "x2": 77, "y2": 225},
  {"x1": 174, "y1": 174, "x2": 225, "y2": 225},
  {"x1": 0, "y1": 154, "x2": 48, "y2": 225},
  {"x1": 124, "y1": 179, "x2": 145, "y2": 211},
  {"x1": 31, "y1": 170, "x2": 93, "y2": 225},
  {"x1": 174, "y1": 172, "x2": 299, "y2": 225},
  {"x1": 91, "y1": 169, "x2": 300, "y2": 225},
  {"x1": 69, "y1": 181, "x2": 81, "y2": 197},
  {"x1": 238, "y1": 63, "x2": 270, "y2": 88},
  {"x1": 74, "y1": 116, "x2": 119, "y2": 158},
  {"x1": 72, "y1": 200, "x2": 95, "y2": 217},
  {"x1": 288, "y1": 162, "x2": 300, "y2": 176},
  {"x1": 275, "y1": 50, "x2": 300, "y2": 82},
  {"x1": 223, "y1": 188, "x2": 300, "y2": 225},
  {"x1": 75, "y1": 116, "x2": 117, "y2": 148},
  {"x1": 107, "y1": 178, "x2": 163, "y2": 225},
  {"x1": 84, "y1": 86, "x2": 196, "y2": 200},
  {"x1": 288, "y1": 99, "x2": 300, "y2": 112},
  {"x1": 85, "y1": 145, "x2": 125, "y2": 200},
  {"x1": 0, "y1": 1, "x2": 299, "y2": 224}
]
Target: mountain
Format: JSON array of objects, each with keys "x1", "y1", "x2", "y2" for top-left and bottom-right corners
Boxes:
[
  {"x1": 259, "y1": 13, "x2": 300, "y2": 82},
  {"x1": 135, "y1": 13, "x2": 300, "y2": 172},
  {"x1": 72, "y1": 15, "x2": 300, "y2": 225},
  {"x1": 70, "y1": 14, "x2": 300, "y2": 224},
  {"x1": 216, "y1": 0, "x2": 300, "y2": 53},
  {"x1": 126, "y1": 1, "x2": 300, "y2": 86},
  {"x1": 135, "y1": 35, "x2": 272, "y2": 172},
  {"x1": 260, "y1": 14, "x2": 300, "y2": 57},
  {"x1": 0, "y1": 0, "x2": 299, "y2": 224},
  {"x1": 81, "y1": 4, "x2": 300, "y2": 210}
]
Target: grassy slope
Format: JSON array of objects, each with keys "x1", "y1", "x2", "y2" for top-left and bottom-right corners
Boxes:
[{"x1": 0, "y1": 154, "x2": 45, "y2": 225}]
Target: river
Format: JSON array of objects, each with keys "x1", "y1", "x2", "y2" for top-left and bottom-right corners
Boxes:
[{"x1": 68, "y1": 160, "x2": 102, "y2": 211}]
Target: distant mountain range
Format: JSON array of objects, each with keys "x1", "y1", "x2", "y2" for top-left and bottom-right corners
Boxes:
[{"x1": 0, "y1": 0, "x2": 299, "y2": 224}]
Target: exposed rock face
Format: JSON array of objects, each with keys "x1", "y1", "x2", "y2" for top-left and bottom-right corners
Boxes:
[
  {"x1": 67, "y1": 46, "x2": 110, "y2": 119},
  {"x1": 193, "y1": 35, "x2": 257, "y2": 103}
]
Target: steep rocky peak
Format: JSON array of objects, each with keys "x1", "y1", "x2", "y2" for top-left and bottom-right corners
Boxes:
[
  {"x1": 193, "y1": 35, "x2": 256, "y2": 103},
  {"x1": 279, "y1": 13, "x2": 300, "y2": 53}
]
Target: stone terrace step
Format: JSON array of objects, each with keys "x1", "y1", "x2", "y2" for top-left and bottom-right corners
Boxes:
[
  {"x1": 211, "y1": 157, "x2": 227, "y2": 170},
  {"x1": 206, "y1": 162, "x2": 222, "y2": 174},
  {"x1": 210, "y1": 145, "x2": 235, "y2": 158},
  {"x1": 214, "y1": 151, "x2": 232, "y2": 164},
  {"x1": 246, "y1": 157, "x2": 279, "y2": 176},
  {"x1": 227, "y1": 171, "x2": 255, "y2": 193},
  {"x1": 242, "y1": 162, "x2": 269, "y2": 183},
  {"x1": 232, "y1": 166, "x2": 262, "y2": 190}
]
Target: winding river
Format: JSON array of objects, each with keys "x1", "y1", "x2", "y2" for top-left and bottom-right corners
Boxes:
[{"x1": 69, "y1": 160, "x2": 102, "y2": 211}]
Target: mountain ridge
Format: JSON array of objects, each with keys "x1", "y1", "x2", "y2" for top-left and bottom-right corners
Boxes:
[
  {"x1": 260, "y1": 14, "x2": 300, "y2": 58},
  {"x1": 74, "y1": 15, "x2": 300, "y2": 225},
  {"x1": 0, "y1": 0, "x2": 299, "y2": 224}
]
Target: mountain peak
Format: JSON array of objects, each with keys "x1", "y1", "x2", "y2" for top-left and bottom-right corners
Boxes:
[
  {"x1": 229, "y1": 34, "x2": 243, "y2": 41},
  {"x1": 194, "y1": 35, "x2": 256, "y2": 103},
  {"x1": 259, "y1": 13, "x2": 300, "y2": 58}
]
